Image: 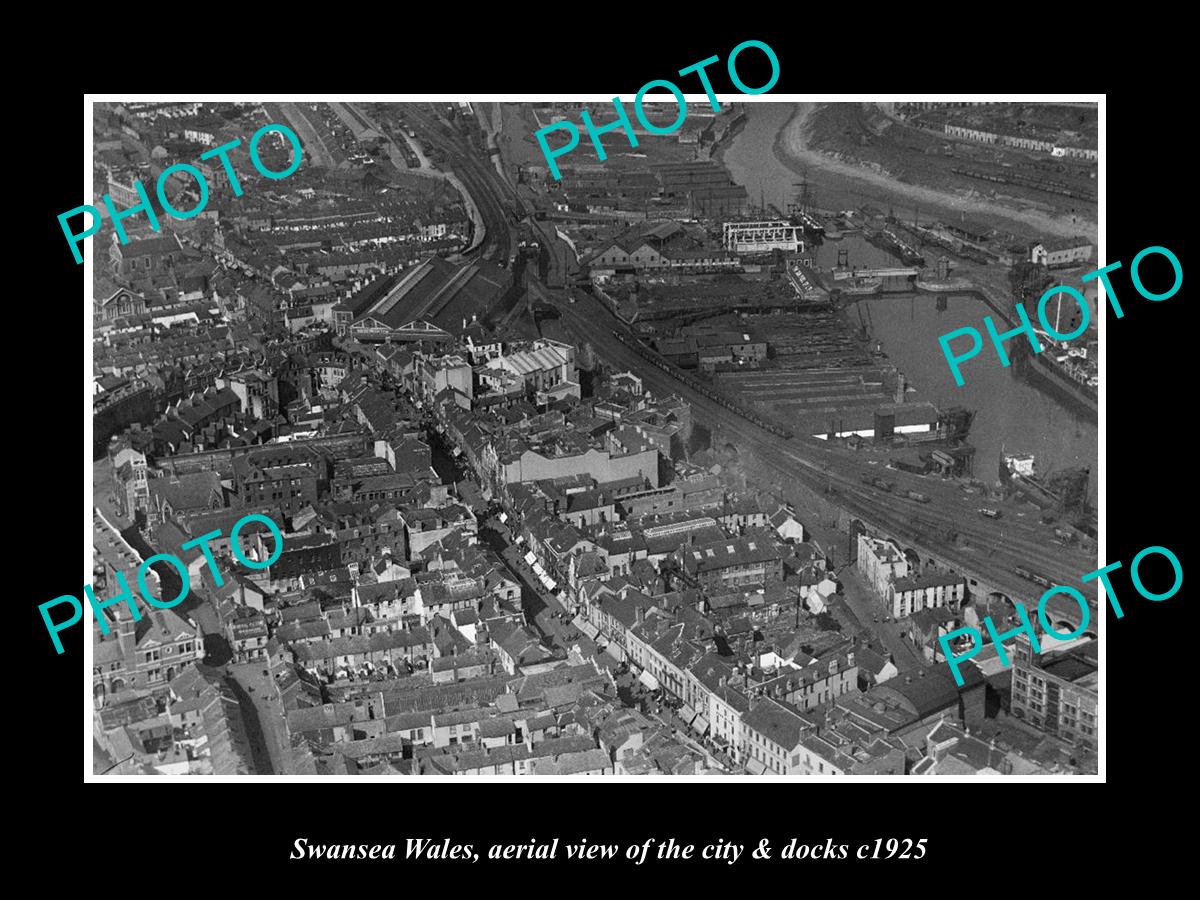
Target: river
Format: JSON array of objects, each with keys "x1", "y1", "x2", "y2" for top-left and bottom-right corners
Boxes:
[
  {"x1": 856, "y1": 290, "x2": 1097, "y2": 504},
  {"x1": 722, "y1": 103, "x2": 1098, "y2": 504},
  {"x1": 722, "y1": 102, "x2": 1095, "y2": 241}
]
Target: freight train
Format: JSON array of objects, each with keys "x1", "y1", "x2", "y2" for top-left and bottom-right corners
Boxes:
[
  {"x1": 860, "y1": 475, "x2": 895, "y2": 492},
  {"x1": 951, "y1": 167, "x2": 1096, "y2": 203},
  {"x1": 611, "y1": 330, "x2": 795, "y2": 439},
  {"x1": 1014, "y1": 565, "x2": 1053, "y2": 588}
]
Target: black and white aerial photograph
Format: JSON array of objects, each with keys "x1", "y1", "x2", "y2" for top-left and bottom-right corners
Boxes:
[{"x1": 87, "y1": 98, "x2": 1100, "y2": 778}]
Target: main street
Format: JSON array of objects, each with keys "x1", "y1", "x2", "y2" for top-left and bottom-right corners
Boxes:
[{"x1": 479, "y1": 520, "x2": 593, "y2": 654}]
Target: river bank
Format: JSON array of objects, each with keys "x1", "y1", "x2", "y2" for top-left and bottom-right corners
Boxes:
[
  {"x1": 842, "y1": 290, "x2": 1097, "y2": 503},
  {"x1": 723, "y1": 106, "x2": 1098, "y2": 503},
  {"x1": 709, "y1": 106, "x2": 748, "y2": 166},
  {"x1": 770, "y1": 103, "x2": 1095, "y2": 244}
]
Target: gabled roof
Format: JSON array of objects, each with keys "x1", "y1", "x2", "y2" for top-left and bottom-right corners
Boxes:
[
  {"x1": 115, "y1": 233, "x2": 182, "y2": 259},
  {"x1": 150, "y1": 471, "x2": 221, "y2": 512},
  {"x1": 135, "y1": 608, "x2": 197, "y2": 647}
]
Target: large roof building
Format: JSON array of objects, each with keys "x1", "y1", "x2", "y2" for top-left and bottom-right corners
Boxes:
[{"x1": 350, "y1": 257, "x2": 511, "y2": 342}]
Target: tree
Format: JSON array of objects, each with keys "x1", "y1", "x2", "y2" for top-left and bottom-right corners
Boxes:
[
  {"x1": 815, "y1": 611, "x2": 841, "y2": 632},
  {"x1": 687, "y1": 423, "x2": 712, "y2": 456}
]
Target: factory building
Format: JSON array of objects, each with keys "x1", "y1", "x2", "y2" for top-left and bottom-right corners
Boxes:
[
  {"x1": 722, "y1": 221, "x2": 803, "y2": 254},
  {"x1": 713, "y1": 368, "x2": 938, "y2": 440},
  {"x1": 1030, "y1": 240, "x2": 1094, "y2": 268}
]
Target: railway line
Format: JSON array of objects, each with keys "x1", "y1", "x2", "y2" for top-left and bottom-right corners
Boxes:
[
  {"x1": 555, "y1": 289, "x2": 1097, "y2": 617},
  {"x1": 375, "y1": 104, "x2": 1099, "y2": 625},
  {"x1": 763, "y1": 437, "x2": 1088, "y2": 603},
  {"x1": 398, "y1": 104, "x2": 516, "y2": 267},
  {"x1": 609, "y1": 328, "x2": 794, "y2": 439},
  {"x1": 768, "y1": 441, "x2": 1079, "y2": 571}
]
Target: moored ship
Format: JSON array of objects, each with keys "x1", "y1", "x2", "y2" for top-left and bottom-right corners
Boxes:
[
  {"x1": 865, "y1": 227, "x2": 925, "y2": 267},
  {"x1": 1011, "y1": 339, "x2": 1098, "y2": 420},
  {"x1": 790, "y1": 209, "x2": 826, "y2": 241}
]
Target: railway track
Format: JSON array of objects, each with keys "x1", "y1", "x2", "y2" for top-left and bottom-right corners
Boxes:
[
  {"x1": 400, "y1": 104, "x2": 516, "y2": 266},
  {"x1": 760, "y1": 438, "x2": 1085, "y2": 593},
  {"x1": 609, "y1": 329, "x2": 794, "y2": 439},
  {"x1": 556, "y1": 293, "x2": 1097, "y2": 609}
]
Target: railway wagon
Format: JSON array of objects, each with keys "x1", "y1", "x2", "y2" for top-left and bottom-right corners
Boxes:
[{"x1": 1014, "y1": 565, "x2": 1053, "y2": 588}]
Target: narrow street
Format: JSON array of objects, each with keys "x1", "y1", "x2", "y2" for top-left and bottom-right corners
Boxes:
[
  {"x1": 836, "y1": 568, "x2": 924, "y2": 671},
  {"x1": 648, "y1": 707, "x2": 733, "y2": 774},
  {"x1": 476, "y1": 514, "x2": 611, "y2": 663},
  {"x1": 226, "y1": 661, "x2": 291, "y2": 775},
  {"x1": 487, "y1": 529, "x2": 576, "y2": 647}
]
